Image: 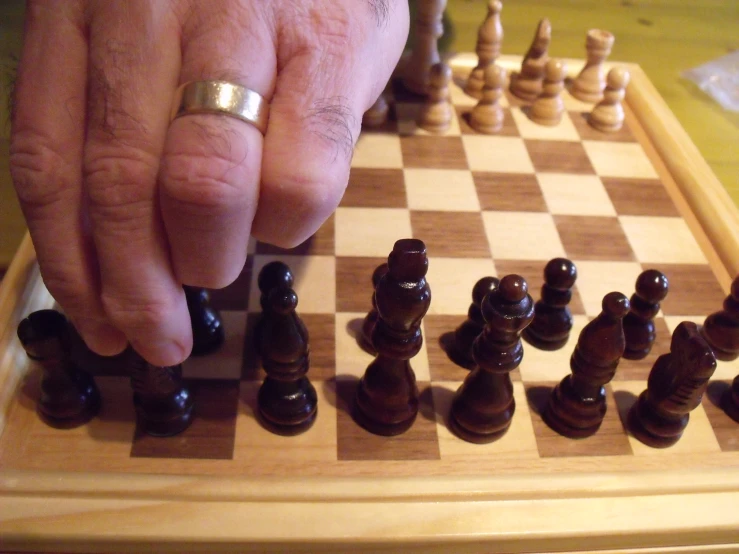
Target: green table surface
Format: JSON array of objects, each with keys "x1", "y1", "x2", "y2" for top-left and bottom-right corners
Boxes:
[{"x1": 1, "y1": 0, "x2": 737, "y2": 267}]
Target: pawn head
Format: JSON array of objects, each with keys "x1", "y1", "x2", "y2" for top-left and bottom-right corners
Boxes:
[
  {"x1": 258, "y1": 261, "x2": 293, "y2": 294},
  {"x1": 602, "y1": 291, "x2": 630, "y2": 319},
  {"x1": 499, "y1": 274, "x2": 528, "y2": 303},
  {"x1": 489, "y1": 0, "x2": 502, "y2": 14},
  {"x1": 635, "y1": 269, "x2": 669, "y2": 303},
  {"x1": 545, "y1": 58, "x2": 567, "y2": 83},
  {"x1": 484, "y1": 63, "x2": 506, "y2": 88},
  {"x1": 544, "y1": 258, "x2": 577, "y2": 290},
  {"x1": 268, "y1": 287, "x2": 299, "y2": 315},
  {"x1": 388, "y1": 238, "x2": 428, "y2": 281},
  {"x1": 17, "y1": 309, "x2": 70, "y2": 361},
  {"x1": 472, "y1": 276, "x2": 499, "y2": 306},
  {"x1": 429, "y1": 62, "x2": 452, "y2": 89},
  {"x1": 607, "y1": 67, "x2": 630, "y2": 91}
]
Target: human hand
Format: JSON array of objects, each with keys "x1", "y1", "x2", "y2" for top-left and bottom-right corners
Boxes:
[{"x1": 10, "y1": 0, "x2": 409, "y2": 366}]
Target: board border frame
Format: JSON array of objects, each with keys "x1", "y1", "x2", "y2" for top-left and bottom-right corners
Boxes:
[{"x1": 0, "y1": 54, "x2": 738, "y2": 553}]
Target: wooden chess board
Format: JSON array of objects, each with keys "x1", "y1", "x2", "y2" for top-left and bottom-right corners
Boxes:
[{"x1": 1, "y1": 54, "x2": 738, "y2": 553}]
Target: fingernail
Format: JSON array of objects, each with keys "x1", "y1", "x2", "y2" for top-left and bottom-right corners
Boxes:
[
  {"x1": 74, "y1": 318, "x2": 128, "y2": 357},
  {"x1": 131, "y1": 338, "x2": 189, "y2": 368}
]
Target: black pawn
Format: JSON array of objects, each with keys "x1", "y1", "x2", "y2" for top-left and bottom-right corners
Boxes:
[
  {"x1": 360, "y1": 262, "x2": 389, "y2": 354},
  {"x1": 450, "y1": 275, "x2": 535, "y2": 443},
  {"x1": 700, "y1": 275, "x2": 739, "y2": 362},
  {"x1": 255, "y1": 261, "x2": 294, "y2": 355},
  {"x1": 354, "y1": 239, "x2": 431, "y2": 436},
  {"x1": 623, "y1": 270, "x2": 669, "y2": 360},
  {"x1": 723, "y1": 374, "x2": 739, "y2": 423},
  {"x1": 17, "y1": 310, "x2": 100, "y2": 428},
  {"x1": 628, "y1": 321, "x2": 717, "y2": 447},
  {"x1": 449, "y1": 276, "x2": 499, "y2": 369},
  {"x1": 130, "y1": 351, "x2": 194, "y2": 437},
  {"x1": 258, "y1": 286, "x2": 317, "y2": 434},
  {"x1": 184, "y1": 286, "x2": 224, "y2": 356},
  {"x1": 524, "y1": 258, "x2": 577, "y2": 350},
  {"x1": 545, "y1": 292, "x2": 630, "y2": 438}
]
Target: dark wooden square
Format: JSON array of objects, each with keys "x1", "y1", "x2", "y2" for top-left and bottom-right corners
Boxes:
[
  {"x1": 401, "y1": 136, "x2": 468, "y2": 169},
  {"x1": 494, "y1": 259, "x2": 586, "y2": 315},
  {"x1": 602, "y1": 177, "x2": 680, "y2": 217},
  {"x1": 341, "y1": 168, "x2": 408, "y2": 209},
  {"x1": 473, "y1": 172, "x2": 548, "y2": 212},
  {"x1": 703, "y1": 381, "x2": 739, "y2": 452},
  {"x1": 256, "y1": 214, "x2": 335, "y2": 256},
  {"x1": 570, "y1": 110, "x2": 637, "y2": 143},
  {"x1": 525, "y1": 382, "x2": 633, "y2": 458},
  {"x1": 456, "y1": 106, "x2": 518, "y2": 136},
  {"x1": 335, "y1": 256, "x2": 387, "y2": 312},
  {"x1": 410, "y1": 211, "x2": 489, "y2": 258},
  {"x1": 336, "y1": 377, "x2": 441, "y2": 461},
  {"x1": 130, "y1": 379, "x2": 239, "y2": 460},
  {"x1": 614, "y1": 317, "x2": 672, "y2": 380},
  {"x1": 525, "y1": 140, "x2": 596, "y2": 174},
  {"x1": 645, "y1": 264, "x2": 726, "y2": 316},
  {"x1": 555, "y1": 215, "x2": 637, "y2": 262},
  {"x1": 209, "y1": 256, "x2": 253, "y2": 311}
]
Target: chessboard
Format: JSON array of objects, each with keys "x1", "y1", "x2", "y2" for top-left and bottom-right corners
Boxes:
[{"x1": 0, "y1": 53, "x2": 738, "y2": 553}]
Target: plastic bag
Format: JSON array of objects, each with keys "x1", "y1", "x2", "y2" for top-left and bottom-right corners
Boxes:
[{"x1": 682, "y1": 50, "x2": 739, "y2": 112}]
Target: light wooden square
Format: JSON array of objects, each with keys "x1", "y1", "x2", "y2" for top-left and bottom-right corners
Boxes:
[
  {"x1": 395, "y1": 102, "x2": 462, "y2": 136},
  {"x1": 583, "y1": 141, "x2": 659, "y2": 179},
  {"x1": 537, "y1": 173, "x2": 617, "y2": 216},
  {"x1": 424, "y1": 256, "x2": 496, "y2": 315},
  {"x1": 334, "y1": 207, "x2": 412, "y2": 257},
  {"x1": 562, "y1": 92, "x2": 595, "y2": 112},
  {"x1": 511, "y1": 108, "x2": 580, "y2": 141},
  {"x1": 249, "y1": 255, "x2": 336, "y2": 314},
  {"x1": 404, "y1": 168, "x2": 480, "y2": 212},
  {"x1": 663, "y1": 316, "x2": 739, "y2": 380},
  {"x1": 519, "y1": 315, "x2": 590, "y2": 382},
  {"x1": 352, "y1": 133, "x2": 403, "y2": 169},
  {"x1": 233, "y1": 381, "x2": 338, "y2": 464},
  {"x1": 482, "y1": 211, "x2": 566, "y2": 260},
  {"x1": 612, "y1": 381, "x2": 722, "y2": 455},
  {"x1": 619, "y1": 216, "x2": 708, "y2": 264},
  {"x1": 433, "y1": 381, "x2": 539, "y2": 460},
  {"x1": 183, "y1": 311, "x2": 246, "y2": 380},
  {"x1": 573, "y1": 260, "x2": 644, "y2": 317},
  {"x1": 462, "y1": 135, "x2": 535, "y2": 173}
]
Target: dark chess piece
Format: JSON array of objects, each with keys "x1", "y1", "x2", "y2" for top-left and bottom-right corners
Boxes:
[
  {"x1": 360, "y1": 262, "x2": 390, "y2": 354},
  {"x1": 623, "y1": 270, "x2": 669, "y2": 360},
  {"x1": 545, "y1": 292, "x2": 630, "y2": 438},
  {"x1": 354, "y1": 239, "x2": 431, "y2": 436},
  {"x1": 257, "y1": 286, "x2": 317, "y2": 434},
  {"x1": 450, "y1": 275, "x2": 535, "y2": 443},
  {"x1": 523, "y1": 258, "x2": 577, "y2": 351},
  {"x1": 184, "y1": 286, "x2": 224, "y2": 356},
  {"x1": 628, "y1": 321, "x2": 717, "y2": 447},
  {"x1": 723, "y1": 374, "x2": 739, "y2": 423},
  {"x1": 254, "y1": 261, "x2": 294, "y2": 355},
  {"x1": 700, "y1": 275, "x2": 739, "y2": 361},
  {"x1": 129, "y1": 351, "x2": 194, "y2": 437},
  {"x1": 449, "y1": 276, "x2": 499, "y2": 369},
  {"x1": 17, "y1": 310, "x2": 100, "y2": 428}
]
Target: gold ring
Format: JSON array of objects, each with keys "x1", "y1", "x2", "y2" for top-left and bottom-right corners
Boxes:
[{"x1": 171, "y1": 81, "x2": 269, "y2": 134}]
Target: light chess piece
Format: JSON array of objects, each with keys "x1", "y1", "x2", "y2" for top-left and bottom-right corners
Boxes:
[
  {"x1": 464, "y1": 0, "x2": 503, "y2": 99},
  {"x1": 571, "y1": 29, "x2": 615, "y2": 103},
  {"x1": 529, "y1": 59, "x2": 567, "y2": 126},
  {"x1": 469, "y1": 64, "x2": 506, "y2": 134},
  {"x1": 588, "y1": 67, "x2": 630, "y2": 133},
  {"x1": 417, "y1": 62, "x2": 453, "y2": 133},
  {"x1": 509, "y1": 19, "x2": 551, "y2": 102},
  {"x1": 402, "y1": 0, "x2": 447, "y2": 95}
]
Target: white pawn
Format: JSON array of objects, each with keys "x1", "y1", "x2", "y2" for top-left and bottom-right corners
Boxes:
[
  {"x1": 363, "y1": 94, "x2": 389, "y2": 128},
  {"x1": 571, "y1": 29, "x2": 615, "y2": 103},
  {"x1": 588, "y1": 67, "x2": 630, "y2": 133},
  {"x1": 417, "y1": 62, "x2": 453, "y2": 133},
  {"x1": 529, "y1": 59, "x2": 567, "y2": 126},
  {"x1": 464, "y1": 0, "x2": 504, "y2": 99},
  {"x1": 470, "y1": 64, "x2": 506, "y2": 134}
]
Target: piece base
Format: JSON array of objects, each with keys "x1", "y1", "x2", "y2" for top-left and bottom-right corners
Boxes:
[
  {"x1": 138, "y1": 405, "x2": 195, "y2": 437},
  {"x1": 352, "y1": 403, "x2": 417, "y2": 437},
  {"x1": 522, "y1": 329, "x2": 569, "y2": 351},
  {"x1": 722, "y1": 390, "x2": 739, "y2": 423},
  {"x1": 543, "y1": 404, "x2": 603, "y2": 439},
  {"x1": 258, "y1": 408, "x2": 318, "y2": 436},
  {"x1": 37, "y1": 395, "x2": 101, "y2": 430},
  {"x1": 623, "y1": 346, "x2": 651, "y2": 360},
  {"x1": 627, "y1": 405, "x2": 681, "y2": 448},
  {"x1": 449, "y1": 414, "x2": 510, "y2": 444}
]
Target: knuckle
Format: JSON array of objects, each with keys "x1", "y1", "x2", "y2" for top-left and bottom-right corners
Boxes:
[
  {"x1": 39, "y1": 269, "x2": 93, "y2": 315},
  {"x1": 9, "y1": 133, "x2": 75, "y2": 209},
  {"x1": 101, "y1": 292, "x2": 174, "y2": 335},
  {"x1": 280, "y1": 3, "x2": 365, "y2": 58}
]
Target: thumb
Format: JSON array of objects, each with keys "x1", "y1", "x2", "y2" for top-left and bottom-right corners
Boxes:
[{"x1": 252, "y1": 1, "x2": 409, "y2": 248}]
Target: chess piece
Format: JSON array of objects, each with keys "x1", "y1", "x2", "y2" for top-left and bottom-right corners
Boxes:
[
  {"x1": 545, "y1": 292, "x2": 630, "y2": 438},
  {"x1": 17, "y1": 310, "x2": 101, "y2": 428},
  {"x1": 450, "y1": 275, "x2": 535, "y2": 443},
  {"x1": 623, "y1": 270, "x2": 669, "y2": 360},
  {"x1": 529, "y1": 59, "x2": 567, "y2": 126},
  {"x1": 417, "y1": 62, "x2": 453, "y2": 133},
  {"x1": 571, "y1": 29, "x2": 615, "y2": 103},
  {"x1": 523, "y1": 258, "x2": 577, "y2": 351},
  {"x1": 723, "y1": 374, "x2": 739, "y2": 423},
  {"x1": 464, "y1": 0, "x2": 503, "y2": 99},
  {"x1": 469, "y1": 64, "x2": 506, "y2": 134},
  {"x1": 402, "y1": 0, "x2": 447, "y2": 95},
  {"x1": 628, "y1": 321, "x2": 717, "y2": 448},
  {"x1": 700, "y1": 275, "x2": 739, "y2": 361},
  {"x1": 363, "y1": 94, "x2": 389, "y2": 128},
  {"x1": 360, "y1": 262, "x2": 390, "y2": 354},
  {"x1": 354, "y1": 239, "x2": 431, "y2": 436},
  {"x1": 449, "y1": 276, "x2": 499, "y2": 369},
  {"x1": 130, "y1": 350, "x2": 194, "y2": 437},
  {"x1": 257, "y1": 286, "x2": 317, "y2": 434},
  {"x1": 509, "y1": 19, "x2": 551, "y2": 102},
  {"x1": 184, "y1": 286, "x2": 224, "y2": 357},
  {"x1": 254, "y1": 261, "x2": 294, "y2": 355},
  {"x1": 588, "y1": 67, "x2": 630, "y2": 133}
]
